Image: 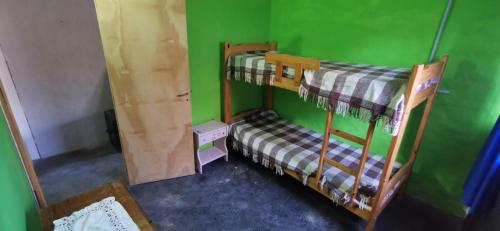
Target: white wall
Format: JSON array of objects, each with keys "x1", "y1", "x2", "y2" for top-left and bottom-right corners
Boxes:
[
  {"x1": 0, "y1": 0, "x2": 114, "y2": 158},
  {"x1": 0, "y1": 46, "x2": 40, "y2": 159}
]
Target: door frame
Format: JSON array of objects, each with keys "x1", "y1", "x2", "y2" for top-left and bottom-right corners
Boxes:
[
  {"x1": 0, "y1": 45, "x2": 40, "y2": 160},
  {"x1": 0, "y1": 46, "x2": 46, "y2": 207}
]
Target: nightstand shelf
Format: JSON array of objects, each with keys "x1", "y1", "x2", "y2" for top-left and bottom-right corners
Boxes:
[
  {"x1": 193, "y1": 121, "x2": 229, "y2": 174},
  {"x1": 199, "y1": 147, "x2": 226, "y2": 165}
]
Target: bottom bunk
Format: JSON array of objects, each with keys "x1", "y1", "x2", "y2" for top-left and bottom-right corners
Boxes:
[{"x1": 229, "y1": 110, "x2": 401, "y2": 211}]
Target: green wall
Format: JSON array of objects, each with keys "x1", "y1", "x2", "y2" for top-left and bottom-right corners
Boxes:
[
  {"x1": 186, "y1": 0, "x2": 500, "y2": 216},
  {"x1": 186, "y1": 0, "x2": 271, "y2": 125},
  {"x1": 266, "y1": 0, "x2": 499, "y2": 216},
  {"x1": 411, "y1": 0, "x2": 500, "y2": 215},
  {"x1": 7, "y1": 0, "x2": 498, "y2": 229},
  {"x1": 268, "y1": 0, "x2": 445, "y2": 156},
  {"x1": 0, "y1": 109, "x2": 41, "y2": 230}
]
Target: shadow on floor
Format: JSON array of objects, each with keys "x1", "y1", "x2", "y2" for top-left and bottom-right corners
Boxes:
[
  {"x1": 35, "y1": 150, "x2": 462, "y2": 231},
  {"x1": 34, "y1": 146, "x2": 127, "y2": 204}
]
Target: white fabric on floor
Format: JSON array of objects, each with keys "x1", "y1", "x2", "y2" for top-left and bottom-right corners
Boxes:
[{"x1": 53, "y1": 197, "x2": 139, "y2": 231}]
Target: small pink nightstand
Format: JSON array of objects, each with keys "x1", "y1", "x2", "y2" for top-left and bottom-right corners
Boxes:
[{"x1": 193, "y1": 120, "x2": 229, "y2": 174}]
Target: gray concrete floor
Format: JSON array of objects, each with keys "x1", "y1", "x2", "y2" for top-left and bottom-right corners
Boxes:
[{"x1": 35, "y1": 149, "x2": 462, "y2": 231}]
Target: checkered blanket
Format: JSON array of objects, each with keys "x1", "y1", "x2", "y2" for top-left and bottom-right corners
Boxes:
[
  {"x1": 226, "y1": 52, "x2": 414, "y2": 135},
  {"x1": 229, "y1": 110, "x2": 401, "y2": 209},
  {"x1": 300, "y1": 61, "x2": 411, "y2": 136},
  {"x1": 226, "y1": 52, "x2": 295, "y2": 85}
]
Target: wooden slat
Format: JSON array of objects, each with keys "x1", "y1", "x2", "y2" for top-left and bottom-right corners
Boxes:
[
  {"x1": 293, "y1": 63, "x2": 303, "y2": 86},
  {"x1": 265, "y1": 53, "x2": 320, "y2": 71},
  {"x1": 331, "y1": 128, "x2": 366, "y2": 145},
  {"x1": 348, "y1": 121, "x2": 376, "y2": 207},
  {"x1": 265, "y1": 53, "x2": 320, "y2": 90},
  {"x1": 224, "y1": 78, "x2": 231, "y2": 124},
  {"x1": 231, "y1": 108, "x2": 263, "y2": 123},
  {"x1": 275, "y1": 61, "x2": 283, "y2": 82},
  {"x1": 224, "y1": 42, "x2": 232, "y2": 124},
  {"x1": 94, "y1": 0, "x2": 195, "y2": 184},
  {"x1": 325, "y1": 159, "x2": 356, "y2": 175},
  {"x1": 40, "y1": 181, "x2": 156, "y2": 231},
  {"x1": 226, "y1": 42, "x2": 277, "y2": 56},
  {"x1": 273, "y1": 78, "x2": 300, "y2": 92},
  {"x1": 315, "y1": 111, "x2": 334, "y2": 185}
]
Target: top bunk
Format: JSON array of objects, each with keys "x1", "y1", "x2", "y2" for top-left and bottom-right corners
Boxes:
[{"x1": 224, "y1": 42, "x2": 448, "y2": 135}]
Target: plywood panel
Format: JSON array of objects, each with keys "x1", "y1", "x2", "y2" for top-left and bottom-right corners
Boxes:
[{"x1": 94, "y1": 0, "x2": 194, "y2": 184}]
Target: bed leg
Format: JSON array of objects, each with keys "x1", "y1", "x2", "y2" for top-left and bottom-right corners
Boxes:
[
  {"x1": 395, "y1": 179, "x2": 408, "y2": 201},
  {"x1": 266, "y1": 86, "x2": 273, "y2": 110},
  {"x1": 366, "y1": 213, "x2": 379, "y2": 231}
]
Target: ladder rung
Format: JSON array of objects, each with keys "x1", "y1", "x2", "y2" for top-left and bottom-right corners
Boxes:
[
  {"x1": 331, "y1": 129, "x2": 366, "y2": 145},
  {"x1": 325, "y1": 159, "x2": 356, "y2": 176}
]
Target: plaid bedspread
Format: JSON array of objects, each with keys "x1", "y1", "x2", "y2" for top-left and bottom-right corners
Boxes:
[
  {"x1": 226, "y1": 52, "x2": 413, "y2": 135},
  {"x1": 226, "y1": 52, "x2": 295, "y2": 85},
  {"x1": 229, "y1": 110, "x2": 401, "y2": 209},
  {"x1": 300, "y1": 61, "x2": 410, "y2": 136}
]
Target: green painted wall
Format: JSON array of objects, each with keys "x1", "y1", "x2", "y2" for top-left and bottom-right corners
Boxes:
[
  {"x1": 186, "y1": 0, "x2": 500, "y2": 216},
  {"x1": 186, "y1": 0, "x2": 271, "y2": 125},
  {"x1": 264, "y1": 0, "x2": 500, "y2": 215},
  {"x1": 7, "y1": 0, "x2": 498, "y2": 229},
  {"x1": 411, "y1": 0, "x2": 500, "y2": 215},
  {"x1": 268, "y1": 0, "x2": 446, "y2": 157},
  {"x1": 0, "y1": 109, "x2": 41, "y2": 230}
]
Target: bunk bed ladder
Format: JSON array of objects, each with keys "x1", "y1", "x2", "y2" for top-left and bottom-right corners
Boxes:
[{"x1": 315, "y1": 111, "x2": 377, "y2": 208}]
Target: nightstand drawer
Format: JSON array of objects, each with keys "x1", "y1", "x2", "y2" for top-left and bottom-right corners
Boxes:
[{"x1": 198, "y1": 127, "x2": 227, "y2": 145}]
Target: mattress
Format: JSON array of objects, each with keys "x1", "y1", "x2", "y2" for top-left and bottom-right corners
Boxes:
[{"x1": 229, "y1": 110, "x2": 401, "y2": 209}]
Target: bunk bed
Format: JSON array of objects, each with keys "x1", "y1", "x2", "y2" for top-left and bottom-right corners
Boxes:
[{"x1": 223, "y1": 41, "x2": 448, "y2": 231}]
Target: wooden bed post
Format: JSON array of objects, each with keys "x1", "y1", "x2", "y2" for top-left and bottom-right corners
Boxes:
[
  {"x1": 266, "y1": 87, "x2": 273, "y2": 110},
  {"x1": 224, "y1": 42, "x2": 232, "y2": 124},
  {"x1": 366, "y1": 110, "x2": 413, "y2": 231},
  {"x1": 408, "y1": 56, "x2": 448, "y2": 165},
  {"x1": 224, "y1": 41, "x2": 278, "y2": 124},
  {"x1": 395, "y1": 56, "x2": 449, "y2": 199},
  {"x1": 266, "y1": 41, "x2": 277, "y2": 110},
  {"x1": 366, "y1": 64, "x2": 423, "y2": 231},
  {"x1": 367, "y1": 57, "x2": 448, "y2": 231}
]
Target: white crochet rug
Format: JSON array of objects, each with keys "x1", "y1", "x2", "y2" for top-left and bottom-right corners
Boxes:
[{"x1": 53, "y1": 197, "x2": 140, "y2": 231}]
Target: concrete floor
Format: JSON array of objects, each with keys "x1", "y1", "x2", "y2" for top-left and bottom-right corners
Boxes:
[{"x1": 35, "y1": 149, "x2": 462, "y2": 231}]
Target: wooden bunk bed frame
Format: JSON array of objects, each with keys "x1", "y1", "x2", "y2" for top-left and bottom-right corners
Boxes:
[{"x1": 223, "y1": 41, "x2": 448, "y2": 231}]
